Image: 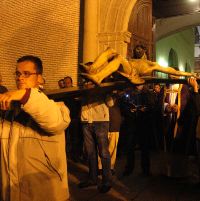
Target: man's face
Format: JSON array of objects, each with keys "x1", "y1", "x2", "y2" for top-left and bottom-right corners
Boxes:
[
  {"x1": 64, "y1": 78, "x2": 72, "y2": 88},
  {"x1": 154, "y1": 85, "x2": 160, "y2": 93},
  {"x1": 84, "y1": 81, "x2": 95, "y2": 89},
  {"x1": 15, "y1": 61, "x2": 40, "y2": 89},
  {"x1": 58, "y1": 80, "x2": 65, "y2": 89},
  {"x1": 136, "y1": 84, "x2": 144, "y2": 91}
]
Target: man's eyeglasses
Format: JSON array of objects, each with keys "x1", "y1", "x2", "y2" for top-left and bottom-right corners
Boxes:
[{"x1": 14, "y1": 71, "x2": 38, "y2": 78}]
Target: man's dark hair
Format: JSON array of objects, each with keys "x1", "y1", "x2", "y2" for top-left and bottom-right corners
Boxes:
[
  {"x1": 58, "y1": 79, "x2": 64, "y2": 83},
  {"x1": 64, "y1": 76, "x2": 73, "y2": 84},
  {"x1": 17, "y1": 55, "x2": 43, "y2": 74},
  {"x1": 154, "y1": 83, "x2": 160, "y2": 87}
]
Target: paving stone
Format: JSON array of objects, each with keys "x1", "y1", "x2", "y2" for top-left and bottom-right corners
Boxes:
[{"x1": 68, "y1": 151, "x2": 200, "y2": 201}]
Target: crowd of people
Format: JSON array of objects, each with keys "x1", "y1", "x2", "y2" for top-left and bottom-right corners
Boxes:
[
  {"x1": 58, "y1": 76, "x2": 73, "y2": 89},
  {"x1": 0, "y1": 48, "x2": 200, "y2": 200}
]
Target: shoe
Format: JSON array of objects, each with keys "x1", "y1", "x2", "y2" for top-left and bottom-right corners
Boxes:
[
  {"x1": 98, "y1": 184, "x2": 112, "y2": 193},
  {"x1": 78, "y1": 180, "x2": 97, "y2": 188}
]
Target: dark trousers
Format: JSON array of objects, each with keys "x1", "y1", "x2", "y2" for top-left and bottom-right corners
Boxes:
[
  {"x1": 68, "y1": 119, "x2": 83, "y2": 159},
  {"x1": 125, "y1": 118, "x2": 151, "y2": 174},
  {"x1": 163, "y1": 114, "x2": 176, "y2": 152},
  {"x1": 82, "y1": 122, "x2": 111, "y2": 185}
]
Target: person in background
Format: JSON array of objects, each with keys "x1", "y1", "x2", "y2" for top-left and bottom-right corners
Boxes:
[
  {"x1": 0, "y1": 55, "x2": 71, "y2": 201},
  {"x1": 0, "y1": 74, "x2": 8, "y2": 93},
  {"x1": 58, "y1": 78, "x2": 65, "y2": 89},
  {"x1": 188, "y1": 77, "x2": 200, "y2": 137},
  {"x1": 98, "y1": 92, "x2": 122, "y2": 175},
  {"x1": 152, "y1": 84, "x2": 165, "y2": 150},
  {"x1": 122, "y1": 84, "x2": 155, "y2": 176},
  {"x1": 63, "y1": 76, "x2": 82, "y2": 162},
  {"x1": 163, "y1": 77, "x2": 190, "y2": 153},
  {"x1": 38, "y1": 76, "x2": 45, "y2": 91},
  {"x1": 64, "y1": 76, "x2": 73, "y2": 88},
  {"x1": 153, "y1": 83, "x2": 161, "y2": 94},
  {"x1": 175, "y1": 77, "x2": 200, "y2": 156},
  {"x1": 78, "y1": 80, "x2": 112, "y2": 193},
  {"x1": 187, "y1": 77, "x2": 200, "y2": 181}
]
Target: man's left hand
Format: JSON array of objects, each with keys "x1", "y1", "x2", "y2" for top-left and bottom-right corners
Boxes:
[
  {"x1": 0, "y1": 89, "x2": 26, "y2": 110},
  {"x1": 187, "y1": 77, "x2": 199, "y2": 93},
  {"x1": 171, "y1": 104, "x2": 178, "y2": 113}
]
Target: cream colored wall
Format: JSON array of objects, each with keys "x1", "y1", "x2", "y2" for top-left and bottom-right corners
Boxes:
[
  {"x1": 0, "y1": 0, "x2": 80, "y2": 90},
  {"x1": 0, "y1": 0, "x2": 140, "y2": 90},
  {"x1": 156, "y1": 12, "x2": 200, "y2": 41},
  {"x1": 83, "y1": 0, "x2": 137, "y2": 63}
]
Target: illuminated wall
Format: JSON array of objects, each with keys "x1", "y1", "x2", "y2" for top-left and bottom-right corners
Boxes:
[
  {"x1": 0, "y1": 0, "x2": 80, "y2": 90},
  {"x1": 156, "y1": 28, "x2": 195, "y2": 73}
]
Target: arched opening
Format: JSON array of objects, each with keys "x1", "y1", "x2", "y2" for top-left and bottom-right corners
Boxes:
[
  {"x1": 185, "y1": 62, "x2": 191, "y2": 73},
  {"x1": 127, "y1": 0, "x2": 152, "y2": 59},
  {"x1": 168, "y1": 48, "x2": 179, "y2": 70}
]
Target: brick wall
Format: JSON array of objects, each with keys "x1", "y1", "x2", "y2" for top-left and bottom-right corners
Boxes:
[{"x1": 0, "y1": 0, "x2": 80, "y2": 90}]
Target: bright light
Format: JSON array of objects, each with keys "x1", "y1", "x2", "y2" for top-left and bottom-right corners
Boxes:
[
  {"x1": 179, "y1": 64, "x2": 184, "y2": 71},
  {"x1": 188, "y1": 0, "x2": 197, "y2": 2},
  {"x1": 157, "y1": 57, "x2": 168, "y2": 67}
]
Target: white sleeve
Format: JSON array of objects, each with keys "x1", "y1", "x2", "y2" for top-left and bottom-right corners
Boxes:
[
  {"x1": 164, "y1": 102, "x2": 168, "y2": 112},
  {"x1": 22, "y1": 88, "x2": 71, "y2": 134}
]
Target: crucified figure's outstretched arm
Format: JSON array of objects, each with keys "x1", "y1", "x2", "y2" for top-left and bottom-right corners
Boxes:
[{"x1": 132, "y1": 59, "x2": 194, "y2": 77}]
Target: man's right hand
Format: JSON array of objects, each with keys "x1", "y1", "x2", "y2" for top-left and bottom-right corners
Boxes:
[
  {"x1": 188, "y1": 77, "x2": 199, "y2": 93},
  {"x1": 165, "y1": 104, "x2": 172, "y2": 113},
  {"x1": 0, "y1": 89, "x2": 26, "y2": 110},
  {"x1": 171, "y1": 104, "x2": 178, "y2": 113}
]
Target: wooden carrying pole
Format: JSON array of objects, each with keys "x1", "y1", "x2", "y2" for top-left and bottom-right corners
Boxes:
[{"x1": 46, "y1": 78, "x2": 200, "y2": 100}]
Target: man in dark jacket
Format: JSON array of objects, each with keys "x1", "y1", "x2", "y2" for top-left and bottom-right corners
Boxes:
[
  {"x1": 122, "y1": 85, "x2": 155, "y2": 176},
  {"x1": 174, "y1": 87, "x2": 197, "y2": 155}
]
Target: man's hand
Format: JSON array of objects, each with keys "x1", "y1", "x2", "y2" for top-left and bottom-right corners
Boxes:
[
  {"x1": 165, "y1": 104, "x2": 172, "y2": 113},
  {"x1": 140, "y1": 106, "x2": 147, "y2": 112},
  {"x1": 171, "y1": 104, "x2": 178, "y2": 113},
  {"x1": 188, "y1": 77, "x2": 199, "y2": 93},
  {"x1": 0, "y1": 89, "x2": 26, "y2": 110}
]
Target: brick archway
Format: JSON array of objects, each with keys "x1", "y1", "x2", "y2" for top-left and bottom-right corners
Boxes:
[{"x1": 97, "y1": 0, "x2": 137, "y2": 55}]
